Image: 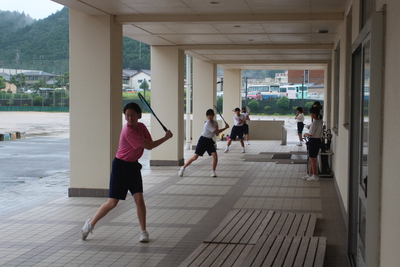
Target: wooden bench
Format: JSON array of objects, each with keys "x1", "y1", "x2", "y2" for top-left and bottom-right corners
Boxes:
[
  {"x1": 204, "y1": 209, "x2": 317, "y2": 244},
  {"x1": 180, "y1": 210, "x2": 326, "y2": 267},
  {"x1": 179, "y1": 236, "x2": 326, "y2": 267}
]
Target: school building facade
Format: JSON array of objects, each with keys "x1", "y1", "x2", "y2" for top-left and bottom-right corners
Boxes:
[{"x1": 53, "y1": 0, "x2": 399, "y2": 266}]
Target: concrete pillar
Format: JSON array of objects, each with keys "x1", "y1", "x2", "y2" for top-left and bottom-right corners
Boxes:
[
  {"x1": 150, "y1": 46, "x2": 184, "y2": 166},
  {"x1": 192, "y1": 59, "x2": 217, "y2": 148},
  {"x1": 223, "y1": 69, "x2": 242, "y2": 124},
  {"x1": 68, "y1": 10, "x2": 122, "y2": 197}
]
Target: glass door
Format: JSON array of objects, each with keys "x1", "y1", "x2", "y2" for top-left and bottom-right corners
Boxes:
[{"x1": 348, "y1": 38, "x2": 370, "y2": 267}]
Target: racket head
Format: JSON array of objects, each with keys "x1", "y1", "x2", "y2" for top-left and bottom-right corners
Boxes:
[{"x1": 288, "y1": 117, "x2": 296, "y2": 125}]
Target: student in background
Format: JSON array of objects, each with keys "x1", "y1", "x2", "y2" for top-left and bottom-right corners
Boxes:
[
  {"x1": 178, "y1": 109, "x2": 229, "y2": 177},
  {"x1": 295, "y1": 107, "x2": 305, "y2": 146},
  {"x1": 302, "y1": 106, "x2": 323, "y2": 181},
  {"x1": 224, "y1": 108, "x2": 246, "y2": 153}
]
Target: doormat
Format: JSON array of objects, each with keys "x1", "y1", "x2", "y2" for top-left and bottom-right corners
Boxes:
[{"x1": 271, "y1": 153, "x2": 292, "y2": 159}]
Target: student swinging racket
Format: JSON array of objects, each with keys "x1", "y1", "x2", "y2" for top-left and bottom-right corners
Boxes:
[{"x1": 138, "y1": 93, "x2": 168, "y2": 132}]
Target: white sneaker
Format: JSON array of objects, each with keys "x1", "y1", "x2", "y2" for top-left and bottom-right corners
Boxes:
[
  {"x1": 224, "y1": 147, "x2": 229, "y2": 153},
  {"x1": 302, "y1": 175, "x2": 311, "y2": 180},
  {"x1": 80, "y1": 219, "x2": 94, "y2": 240},
  {"x1": 246, "y1": 141, "x2": 250, "y2": 145},
  {"x1": 307, "y1": 175, "x2": 319, "y2": 181},
  {"x1": 178, "y1": 167, "x2": 185, "y2": 177},
  {"x1": 211, "y1": 171, "x2": 217, "y2": 177},
  {"x1": 297, "y1": 142, "x2": 303, "y2": 146},
  {"x1": 242, "y1": 147, "x2": 245, "y2": 153},
  {"x1": 140, "y1": 230, "x2": 149, "y2": 243}
]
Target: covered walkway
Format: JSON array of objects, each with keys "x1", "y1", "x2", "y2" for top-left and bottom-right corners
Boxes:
[{"x1": 0, "y1": 139, "x2": 347, "y2": 266}]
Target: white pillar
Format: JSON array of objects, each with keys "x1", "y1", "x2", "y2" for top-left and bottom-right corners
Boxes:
[
  {"x1": 192, "y1": 58, "x2": 217, "y2": 148},
  {"x1": 150, "y1": 46, "x2": 184, "y2": 165},
  {"x1": 223, "y1": 69, "x2": 242, "y2": 123},
  {"x1": 69, "y1": 10, "x2": 122, "y2": 196}
]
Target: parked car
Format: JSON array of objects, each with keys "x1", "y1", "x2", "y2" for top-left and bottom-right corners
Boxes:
[
  {"x1": 307, "y1": 92, "x2": 319, "y2": 99},
  {"x1": 247, "y1": 91, "x2": 262, "y2": 100},
  {"x1": 124, "y1": 89, "x2": 136, "y2": 93}
]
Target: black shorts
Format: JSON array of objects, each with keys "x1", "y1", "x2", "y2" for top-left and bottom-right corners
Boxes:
[
  {"x1": 195, "y1": 136, "x2": 216, "y2": 156},
  {"x1": 243, "y1": 124, "x2": 249, "y2": 135},
  {"x1": 308, "y1": 138, "x2": 321, "y2": 158},
  {"x1": 297, "y1": 122, "x2": 305, "y2": 133},
  {"x1": 109, "y1": 157, "x2": 143, "y2": 200},
  {"x1": 230, "y1": 126, "x2": 245, "y2": 140}
]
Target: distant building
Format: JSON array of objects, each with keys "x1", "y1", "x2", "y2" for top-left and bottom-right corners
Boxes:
[
  {"x1": 122, "y1": 69, "x2": 151, "y2": 90},
  {"x1": 288, "y1": 70, "x2": 324, "y2": 84},
  {"x1": 0, "y1": 69, "x2": 56, "y2": 93}
]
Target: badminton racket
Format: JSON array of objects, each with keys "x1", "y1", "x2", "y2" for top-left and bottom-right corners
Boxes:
[
  {"x1": 138, "y1": 93, "x2": 168, "y2": 132},
  {"x1": 214, "y1": 105, "x2": 228, "y2": 125}
]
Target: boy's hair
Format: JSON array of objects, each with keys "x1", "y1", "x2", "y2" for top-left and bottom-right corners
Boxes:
[
  {"x1": 234, "y1": 108, "x2": 241, "y2": 112},
  {"x1": 296, "y1": 107, "x2": 303, "y2": 113},
  {"x1": 123, "y1": 102, "x2": 142, "y2": 115},
  {"x1": 206, "y1": 109, "x2": 215, "y2": 116},
  {"x1": 309, "y1": 106, "x2": 320, "y2": 116}
]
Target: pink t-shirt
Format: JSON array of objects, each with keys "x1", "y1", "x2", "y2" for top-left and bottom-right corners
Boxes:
[{"x1": 116, "y1": 122, "x2": 153, "y2": 162}]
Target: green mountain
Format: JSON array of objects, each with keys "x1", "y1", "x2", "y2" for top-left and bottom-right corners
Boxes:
[{"x1": 0, "y1": 8, "x2": 150, "y2": 74}]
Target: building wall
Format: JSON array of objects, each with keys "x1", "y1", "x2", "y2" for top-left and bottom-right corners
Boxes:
[
  {"x1": 375, "y1": 0, "x2": 400, "y2": 265},
  {"x1": 130, "y1": 72, "x2": 151, "y2": 90},
  {"x1": 287, "y1": 70, "x2": 325, "y2": 84}
]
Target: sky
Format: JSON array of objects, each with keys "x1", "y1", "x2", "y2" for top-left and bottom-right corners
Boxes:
[{"x1": 1, "y1": 0, "x2": 64, "y2": 20}]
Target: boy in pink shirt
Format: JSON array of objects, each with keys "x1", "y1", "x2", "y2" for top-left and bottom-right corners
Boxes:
[{"x1": 80, "y1": 102, "x2": 173, "y2": 242}]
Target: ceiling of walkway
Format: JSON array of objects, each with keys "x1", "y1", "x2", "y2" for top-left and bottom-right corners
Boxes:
[{"x1": 53, "y1": 0, "x2": 348, "y2": 70}]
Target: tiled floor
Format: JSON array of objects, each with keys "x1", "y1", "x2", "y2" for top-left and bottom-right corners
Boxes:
[{"x1": 0, "y1": 140, "x2": 348, "y2": 267}]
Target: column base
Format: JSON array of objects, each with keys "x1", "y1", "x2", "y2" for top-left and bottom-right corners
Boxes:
[
  {"x1": 150, "y1": 158, "x2": 184, "y2": 166},
  {"x1": 69, "y1": 188, "x2": 109, "y2": 197}
]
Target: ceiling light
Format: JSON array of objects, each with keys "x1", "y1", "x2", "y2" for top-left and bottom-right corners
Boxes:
[
  {"x1": 234, "y1": 25, "x2": 241, "y2": 28},
  {"x1": 248, "y1": 39, "x2": 254, "y2": 41},
  {"x1": 318, "y1": 30, "x2": 329, "y2": 34},
  {"x1": 210, "y1": 1, "x2": 220, "y2": 4}
]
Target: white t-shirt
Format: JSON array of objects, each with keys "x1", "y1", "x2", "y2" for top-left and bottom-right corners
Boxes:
[
  {"x1": 201, "y1": 120, "x2": 218, "y2": 138},
  {"x1": 234, "y1": 114, "x2": 245, "y2": 126},
  {"x1": 308, "y1": 119, "x2": 323, "y2": 138},
  {"x1": 296, "y1": 113, "x2": 304, "y2": 123},
  {"x1": 241, "y1": 112, "x2": 249, "y2": 124}
]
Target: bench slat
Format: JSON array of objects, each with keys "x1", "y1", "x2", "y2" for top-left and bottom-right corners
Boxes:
[
  {"x1": 199, "y1": 243, "x2": 226, "y2": 267},
  {"x1": 204, "y1": 209, "x2": 242, "y2": 243},
  {"x1": 305, "y1": 214, "x2": 318, "y2": 237},
  {"x1": 178, "y1": 243, "x2": 209, "y2": 267},
  {"x1": 231, "y1": 245, "x2": 254, "y2": 267},
  {"x1": 288, "y1": 213, "x2": 304, "y2": 236},
  {"x1": 210, "y1": 244, "x2": 236, "y2": 267},
  {"x1": 273, "y1": 236, "x2": 294, "y2": 266},
  {"x1": 279, "y1": 212, "x2": 296, "y2": 236},
  {"x1": 271, "y1": 213, "x2": 289, "y2": 236},
  {"x1": 248, "y1": 210, "x2": 275, "y2": 244},
  {"x1": 230, "y1": 210, "x2": 261, "y2": 244},
  {"x1": 263, "y1": 234, "x2": 286, "y2": 266},
  {"x1": 314, "y1": 237, "x2": 327, "y2": 267},
  {"x1": 304, "y1": 237, "x2": 319, "y2": 266},
  {"x1": 194, "y1": 243, "x2": 218, "y2": 266},
  {"x1": 222, "y1": 210, "x2": 255, "y2": 243},
  {"x1": 283, "y1": 236, "x2": 302, "y2": 267},
  {"x1": 293, "y1": 236, "x2": 311, "y2": 267}
]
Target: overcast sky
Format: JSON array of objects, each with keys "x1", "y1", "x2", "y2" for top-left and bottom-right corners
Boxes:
[{"x1": 1, "y1": 0, "x2": 64, "y2": 20}]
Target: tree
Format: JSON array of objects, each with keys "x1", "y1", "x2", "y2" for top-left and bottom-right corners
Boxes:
[
  {"x1": 55, "y1": 72, "x2": 69, "y2": 89},
  {"x1": 140, "y1": 79, "x2": 149, "y2": 90},
  {"x1": 10, "y1": 73, "x2": 26, "y2": 92},
  {"x1": 247, "y1": 100, "x2": 260, "y2": 113},
  {"x1": 277, "y1": 96, "x2": 290, "y2": 114},
  {"x1": 0, "y1": 75, "x2": 6, "y2": 91}
]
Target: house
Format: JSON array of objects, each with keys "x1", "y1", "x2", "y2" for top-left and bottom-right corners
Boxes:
[{"x1": 122, "y1": 69, "x2": 151, "y2": 90}]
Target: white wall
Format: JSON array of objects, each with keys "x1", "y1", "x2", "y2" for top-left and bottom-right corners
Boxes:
[{"x1": 375, "y1": 0, "x2": 400, "y2": 265}]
